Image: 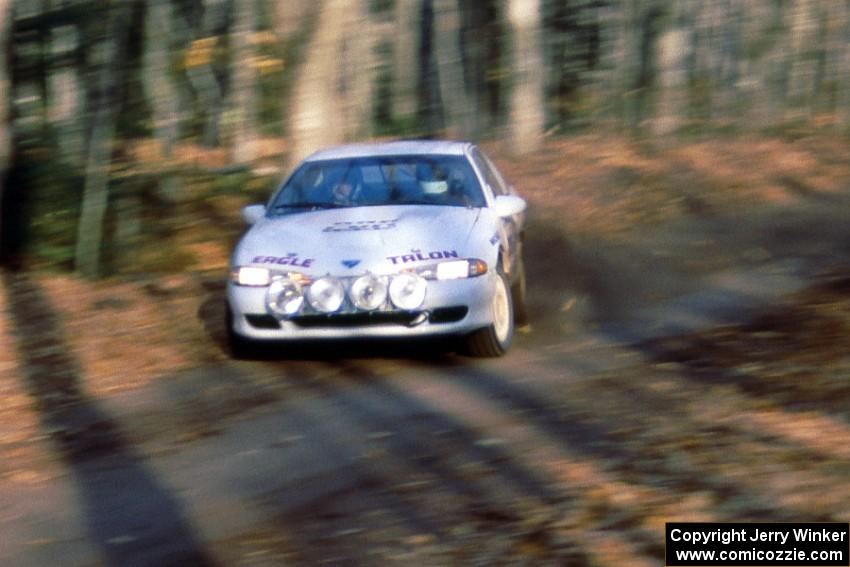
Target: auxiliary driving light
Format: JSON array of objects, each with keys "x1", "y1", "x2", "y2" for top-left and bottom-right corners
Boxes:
[
  {"x1": 350, "y1": 274, "x2": 388, "y2": 311},
  {"x1": 307, "y1": 277, "x2": 345, "y2": 313},
  {"x1": 389, "y1": 273, "x2": 427, "y2": 310},
  {"x1": 266, "y1": 278, "x2": 304, "y2": 316}
]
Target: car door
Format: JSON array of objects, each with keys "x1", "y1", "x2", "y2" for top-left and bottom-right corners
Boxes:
[{"x1": 469, "y1": 147, "x2": 525, "y2": 281}]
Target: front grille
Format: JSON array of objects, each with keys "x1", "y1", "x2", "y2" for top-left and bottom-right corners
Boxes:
[
  {"x1": 248, "y1": 306, "x2": 469, "y2": 330},
  {"x1": 245, "y1": 314, "x2": 281, "y2": 329},
  {"x1": 429, "y1": 306, "x2": 468, "y2": 323},
  {"x1": 291, "y1": 311, "x2": 424, "y2": 328}
]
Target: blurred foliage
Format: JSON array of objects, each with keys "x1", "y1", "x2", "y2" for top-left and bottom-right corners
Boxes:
[
  {"x1": 4, "y1": 0, "x2": 850, "y2": 276},
  {"x1": 7, "y1": 148, "x2": 83, "y2": 269},
  {"x1": 369, "y1": 0, "x2": 396, "y2": 18}
]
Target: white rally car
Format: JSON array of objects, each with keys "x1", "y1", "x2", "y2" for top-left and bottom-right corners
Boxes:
[{"x1": 226, "y1": 140, "x2": 527, "y2": 357}]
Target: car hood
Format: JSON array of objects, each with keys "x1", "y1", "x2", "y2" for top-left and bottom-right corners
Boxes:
[{"x1": 233, "y1": 205, "x2": 487, "y2": 276}]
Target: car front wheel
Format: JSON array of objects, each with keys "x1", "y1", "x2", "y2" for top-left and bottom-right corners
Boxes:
[
  {"x1": 465, "y1": 269, "x2": 514, "y2": 357},
  {"x1": 511, "y1": 254, "x2": 529, "y2": 326}
]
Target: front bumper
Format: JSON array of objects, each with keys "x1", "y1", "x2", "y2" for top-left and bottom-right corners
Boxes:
[{"x1": 227, "y1": 274, "x2": 497, "y2": 341}]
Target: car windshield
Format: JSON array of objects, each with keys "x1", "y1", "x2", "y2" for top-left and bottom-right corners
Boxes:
[{"x1": 270, "y1": 155, "x2": 486, "y2": 213}]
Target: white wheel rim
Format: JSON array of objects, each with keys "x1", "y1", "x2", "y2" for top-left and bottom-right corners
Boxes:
[{"x1": 492, "y1": 275, "x2": 511, "y2": 343}]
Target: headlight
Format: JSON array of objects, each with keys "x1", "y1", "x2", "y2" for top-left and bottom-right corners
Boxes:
[
  {"x1": 230, "y1": 266, "x2": 271, "y2": 286},
  {"x1": 267, "y1": 278, "x2": 304, "y2": 316},
  {"x1": 389, "y1": 273, "x2": 427, "y2": 310},
  {"x1": 307, "y1": 277, "x2": 345, "y2": 313},
  {"x1": 419, "y1": 259, "x2": 487, "y2": 280},
  {"x1": 350, "y1": 274, "x2": 388, "y2": 310}
]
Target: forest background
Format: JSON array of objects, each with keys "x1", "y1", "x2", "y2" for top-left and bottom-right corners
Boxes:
[{"x1": 1, "y1": 0, "x2": 848, "y2": 278}]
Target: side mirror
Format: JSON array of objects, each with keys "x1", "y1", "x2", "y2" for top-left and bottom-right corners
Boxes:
[
  {"x1": 241, "y1": 204, "x2": 266, "y2": 225},
  {"x1": 493, "y1": 195, "x2": 526, "y2": 217}
]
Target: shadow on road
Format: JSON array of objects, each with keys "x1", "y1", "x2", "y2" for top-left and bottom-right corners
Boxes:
[
  {"x1": 2, "y1": 271, "x2": 217, "y2": 567},
  {"x1": 417, "y1": 357, "x2": 823, "y2": 522}
]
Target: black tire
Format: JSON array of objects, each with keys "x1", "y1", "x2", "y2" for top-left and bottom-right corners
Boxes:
[
  {"x1": 511, "y1": 254, "x2": 529, "y2": 326},
  {"x1": 465, "y1": 269, "x2": 514, "y2": 357},
  {"x1": 226, "y1": 305, "x2": 257, "y2": 360}
]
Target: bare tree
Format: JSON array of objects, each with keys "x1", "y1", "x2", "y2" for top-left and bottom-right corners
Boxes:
[
  {"x1": 835, "y1": 1, "x2": 850, "y2": 130},
  {"x1": 289, "y1": 0, "x2": 349, "y2": 165},
  {"x1": 416, "y1": 0, "x2": 444, "y2": 136},
  {"x1": 339, "y1": 0, "x2": 374, "y2": 141},
  {"x1": 46, "y1": 22, "x2": 83, "y2": 165},
  {"x1": 273, "y1": 0, "x2": 310, "y2": 39},
  {"x1": 786, "y1": 0, "x2": 818, "y2": 119},
  {"x1": 142, "y1": 0, "x2": 181, "y2": 207},
  {"x1": 506, "y1": 0, "x2": 544, "y2": 155},
  {"x1": 143, "y1": 0, "x2": 181, "y2": 158},
  {"x1": 182, "y1": 0, "x2": 228, "y2": 147},
  {"x1": 393, "y1": 0, "x2": 418, "y2": 119},
  {"x1": 0, "y1": 0, "x2": 10, "y2": 179},
  {"x1": 0, "y1": 0, "x2": 11, "y2": 263},
  {"x1": 433, "y1": 0, "x2": 474, "y2": 139},
  {"x1": 230, "y1": 0, "x2": 257, "y2": 163},
  {"x1": 652, "y1": 4, "x2": 689, "y2": 138},
  {"x1": 595, "y1": 0, "x2": 634, "y2": 131},
  {"x1": 74, "y1": 5, "x2": 129, "y2": 278}
]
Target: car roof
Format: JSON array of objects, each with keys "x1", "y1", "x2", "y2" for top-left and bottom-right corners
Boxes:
[{"x1": 304, "y1": 140, "x2": 473, "y2": 161}]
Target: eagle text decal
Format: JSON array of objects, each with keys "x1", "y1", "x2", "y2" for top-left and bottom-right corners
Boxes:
[{"x1": 253, "y1": 254, "x2": 314, "y2": 268}]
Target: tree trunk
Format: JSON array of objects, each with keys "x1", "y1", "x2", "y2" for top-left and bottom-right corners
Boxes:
[
  {"x1": 506, "y1": 0, "x2": 544, "y2": 155},
  {"x1": 0, "y1": 0, "x2": 10, "y2": 178},
  {"x1": 230, "y1": 0, "x2": 257, "y2": 163},
  {"x1": 47, "y1": 23, "x2": 83, "y2": 165},
  {"x1": 652, "y1": 6, "x2": 689, "y2": 138},
  {"x1": 416, "y1": 0, "x2": 444, "y2": 136},
  {"x1": 836, "y1": 1, "x2": 850, "y2": 130},
  {"x1": 433, "y1": 0, "x2": 473, "y2": 139},
  {"x1": 74, "y1": 6, "x2": 128, "y2": 278},
  {"x1": 597, "y1": 0, "x2": 634, "y2": 131},
  {"x1": 786, "y1": 0, "x2": 817, "y2": 119},
  {"x1": 0, "y1": 0, "x2": 11, "y2": 264},
  {"x1": 458, "y1": 1, "x2": 497, "y2": 136},
  {"x1": 143, "y1": 0, "x2": 181, "y2": 157},
  {"x1": 339, "y1": 0, "x2": 373, "y2": 141},
  {"x1": 142, "y1": 0, "x2": 181, "y2": 203},
  {"x1": 273, "y1": 0, "x2": 310, "y2": 39},
  {"x1": 181, "y1": 0, "x2": 228, "y2": 147},
  {"x1": 741, "y1": 0, "x2": 789, "y2": 128},
  {"x1": 288, "y1": 0, "x2": 349, "y2": 165},
  {"x1": 393, "y1": 0, "x2": 418, "y2": 119}
]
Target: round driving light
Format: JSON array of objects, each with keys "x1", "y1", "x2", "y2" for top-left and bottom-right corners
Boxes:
[
  {"x1": 308, "y1": 277, "x2": 345, "y2": 313},
  {"x1": 267, "y1": 278, "x2": 304, "y2": 316},
  {"x1": 389, "y1": 273, "x2": 427, "y2": 310},
  {"x1": 350, "y1": 274, "x2": 387, "y2": 311}
]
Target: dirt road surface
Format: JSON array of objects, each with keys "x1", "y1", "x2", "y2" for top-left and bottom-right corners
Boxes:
[{"x1": 2, "y1": 180, "x2": 850, "y2": 566}]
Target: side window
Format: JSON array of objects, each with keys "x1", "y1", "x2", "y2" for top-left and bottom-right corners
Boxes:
[{"x1": 471, "y1": 148, "x2": 509, "y2": 197}]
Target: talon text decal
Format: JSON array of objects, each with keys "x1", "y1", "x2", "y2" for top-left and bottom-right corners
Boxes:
[
  {"x1": 323, "y1": 219, "x2": 397, "y2": 232},
  {"x1": 253, "y1": 253, "x2": 314, "y2": 268},
  {"x1": 387, "y1": 249, "x2": 459, "y2": 265}
]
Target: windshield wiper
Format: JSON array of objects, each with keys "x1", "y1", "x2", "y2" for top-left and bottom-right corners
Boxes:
[
  {"x1": 273, "y1": 202, "x2": 348, "y2": 210},
  {"x1": 394, "y1": 199, "x2": 452, "y2": 206}
]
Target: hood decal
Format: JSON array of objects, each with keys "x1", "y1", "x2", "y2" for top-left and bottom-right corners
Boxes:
[
  {"x1": 253, "y1": 254, "x2": 314, "y2": 268},
  {"x1": 341, "y1": 259, "x2": 361, "y2": 268},
  {"x1": 323, "y1": 219, "x2": 397, "y2": 232},
  {"x1": 387, "y1": 249, "x2": 459, "y2": 265},
  {"x1": 236, "y1": 206, "x2": 490, "y2": 274}
]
